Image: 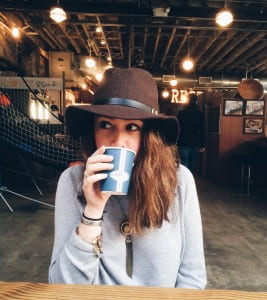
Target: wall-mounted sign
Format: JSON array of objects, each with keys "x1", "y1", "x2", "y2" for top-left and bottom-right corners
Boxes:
[
  {"x1": 171, "y1": 89, "x2": 189, "y2": 104},
  {"x1": 0, "y1": 77, "x2": 63, "y2": 90}
]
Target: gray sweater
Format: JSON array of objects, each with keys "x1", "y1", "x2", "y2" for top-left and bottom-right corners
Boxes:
[{"x1": 49, "y1": 164, "x2": 207, "y2": 288}]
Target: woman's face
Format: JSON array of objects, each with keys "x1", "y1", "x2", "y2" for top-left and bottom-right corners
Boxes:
[{"x1": 94, "y1": 116, "x2": 143, "y2": 155}]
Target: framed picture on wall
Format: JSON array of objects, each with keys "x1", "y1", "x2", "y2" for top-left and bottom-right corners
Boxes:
[
  {"x1": 245, "y1": 100, "x2": 265, "y2": 116},
  {"x1": 223, "y1": 99, "x2": 244, "y2": 116},
  {"x1": 243, "y1": 118, "x2": 264, "y2": 134}
]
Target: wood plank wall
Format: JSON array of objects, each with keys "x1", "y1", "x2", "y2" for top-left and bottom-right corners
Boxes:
[{"x1": 206, "y1": 98, "x2": 266, "y2": 186}]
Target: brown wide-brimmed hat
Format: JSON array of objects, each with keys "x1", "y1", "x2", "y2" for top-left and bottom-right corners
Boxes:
[{"x1": 65, "y1": 67, "x2": 179, "y2": 144}]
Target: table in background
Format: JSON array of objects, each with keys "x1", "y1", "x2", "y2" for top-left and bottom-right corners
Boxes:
[{"x1": 0, "y1": 282, "x2": 267, "y2": 300}]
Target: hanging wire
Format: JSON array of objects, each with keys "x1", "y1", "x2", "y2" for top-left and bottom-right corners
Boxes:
[
  {"x1": 245, "y1": 67, "x2": 248, "y2": 79},
  {"x1": 187, "y1": 32, "x2": 190, "y2": 58}
]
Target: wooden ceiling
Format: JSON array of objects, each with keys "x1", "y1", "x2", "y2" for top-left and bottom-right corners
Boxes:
[{"x1": 1, "y1": 0, "x2": 267, "y2": 79}]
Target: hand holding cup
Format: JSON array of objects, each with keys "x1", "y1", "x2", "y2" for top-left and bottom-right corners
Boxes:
[
  {"x1": 101, "y1": 147, "x2": 136, "y2": 195},
  {"x1": 83, "y1": 145, "x2": 114, "y2": 214}
]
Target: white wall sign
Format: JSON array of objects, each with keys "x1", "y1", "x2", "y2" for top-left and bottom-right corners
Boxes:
[
  {"x1": 0, "y1": 77, "x2": 63, "y2": 90},
  {"x1": 171, "y1": 89, "x2": 179, "y2": 103},
  {"x1": 171, "y1": 89, "x2": 190, "y2": 104}
]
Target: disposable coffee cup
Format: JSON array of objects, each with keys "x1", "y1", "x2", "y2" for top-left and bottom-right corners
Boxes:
[{"x1": 101, "y1": 147, "x2": 136, "y2": 195}]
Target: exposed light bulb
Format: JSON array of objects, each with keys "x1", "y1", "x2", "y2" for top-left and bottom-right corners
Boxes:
[
  {"x1": 96, "y1": 26, "x2": 102, "y2": 33},
  {"x1": 215, "y1": 9, "x2": 233, "y2": 27},
  {"x1": 95, "y1": 73, "x2": 103, "y2": 82},
  {"x1": 81, "y1": 83, "x2": 87, "y2": 90},
  {"x1": 50, "y1": 6, "x2": 67, "y2": 23},
  {"x1": 11, "y1": 27, "x2": 20, "y2": 38},
  {"x1": 182, "y1": 58, "x2": 194, "y2": 71},
  {"x1": 162, "y1": 90, "x2": 170, "y2": 98},
  {"x1": 100, "y1": 39, "x2": 106, "y2": 45},
  {"x1": 170, "y1": 79, "x2": 178, "y2": 86},
  {"x1": 85, "y1": 57, "x2": 96, "y2": 68}
]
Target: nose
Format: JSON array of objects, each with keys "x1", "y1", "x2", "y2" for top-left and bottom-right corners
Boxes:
[{"x1": 110, "y1": 130, "x2": 127, "y2": 148}]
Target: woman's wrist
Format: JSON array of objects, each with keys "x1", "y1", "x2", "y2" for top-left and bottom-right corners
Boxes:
[
  {"x1": 82, "y1": 212, "x2": 103, "y2": 221},
  {"x1": 84, "y1": 205, "x2": 104, "y2": 219},
  {"x1": 77, "y1": 222, "x2": 102, "y2": 243}
]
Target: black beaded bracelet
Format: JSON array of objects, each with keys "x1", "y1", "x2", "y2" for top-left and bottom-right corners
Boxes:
[{"x1": 82, "y1": 212, "x2": 103, "y2": 221}]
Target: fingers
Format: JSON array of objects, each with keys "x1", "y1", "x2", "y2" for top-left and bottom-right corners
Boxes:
[
  {"x1": 91, "y1": 145, "x2": 105, "y2": 156},
  {"x1": 86, "y1": 154, "x2": 113, "y2": 167},
  {"x1": 83, "y1": 146, "x2": 113, "y2": 206},
  {"x1": 84, "y1": 146, "x2": 114, "y2": 182},
  {"x1": 84, "y1": 173, "x2": 107, "y2": 184},
  {"x1": 85, "y1": 162, "x2": 114, "y2": 176},
  {"x1": 86, "y1": 146, "x2": 113, "y2": 167}
]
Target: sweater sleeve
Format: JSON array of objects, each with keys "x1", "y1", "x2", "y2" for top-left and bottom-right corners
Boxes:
[
  {"x1": 175, "y1": 166, "x2": 207, "y2": 289},
  {"x1": 48, "y1": 166, "x2": 102, "y2": 284}
]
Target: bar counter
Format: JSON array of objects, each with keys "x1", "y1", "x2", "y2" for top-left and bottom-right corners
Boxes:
[{"x1": 0, "y1": 282, "x2": 266, "y2": 300}]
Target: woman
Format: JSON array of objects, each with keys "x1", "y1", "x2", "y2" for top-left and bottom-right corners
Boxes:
[{"x1": 49, "y1": 67, "x2": 207, "y2": 288}]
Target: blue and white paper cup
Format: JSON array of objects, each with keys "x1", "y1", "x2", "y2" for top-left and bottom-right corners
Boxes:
[{"x1": 101, "y1": 147, "x2": 136, "y2": 195}]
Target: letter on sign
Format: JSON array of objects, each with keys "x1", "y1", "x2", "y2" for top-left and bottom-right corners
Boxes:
[{"x1": 171, "y1": 89, "x2": 179, "y2": 103}]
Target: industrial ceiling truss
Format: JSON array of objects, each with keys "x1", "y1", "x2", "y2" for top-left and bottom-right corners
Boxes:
[{"x1": 0, "y1": 0, "x2": 267, "y2": 78}]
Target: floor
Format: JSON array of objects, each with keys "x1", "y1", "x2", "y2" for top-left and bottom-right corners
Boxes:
[{"x1": 0, "y1": 170, "x2": 266, "y2": 291}]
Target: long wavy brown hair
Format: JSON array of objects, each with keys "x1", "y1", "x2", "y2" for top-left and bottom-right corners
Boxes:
[{"x1": 80, "y1": 119, "x2": 179, "y2": 235}]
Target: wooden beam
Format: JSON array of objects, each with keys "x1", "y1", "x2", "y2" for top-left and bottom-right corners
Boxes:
[
  {"x1": 190, "y1": 31, "x2": 205, "y2": 57},
  {"x1": 128, "y1": 26, "x2": 134, "y2": 68},
  {"x1": 57, "y1": 23, "x2": 81, "y2": 54},
  {"x1": 117, "y1": 31, "x2": 124, "y2": 59},
  {"x1": 74, "y1": 25, "x2": 91, "y2": 55},
  {"x1": 96, "y1": 16, "x2": 111, "y2": 60},
  {"x1": 22, "y1": 15, "x2": 57, "y2": 50},
  {"x1": 215, "y1": 32, "x2": 266, "y2": 72},
  {"x1": 143, "y1": 27, "x2": 148, "y2": 54},
  {"x1": 42, "y1": 27, "x2": 65, "y2": 51},
  {"x1": 226, "y1": 41, "x2": 267, "y2": 73},
  {"x1": 248, "y1": 56, "x2": 267, "y2": 72},
  {"x1": 170, "y1": 30, "x2": 189, "y2": 69},
  {"x1": 152, "y1": 28, "x2": 161, "y2": 66},
  {"x1": 160, "y1": 27, "x2": 176, "y2": 68},
  {"x1": 193, "y1": 31, "x2": 222, "y2": 65},
  {"x1": 202, "y1": 31, "x2": 240, "y2": 71}
]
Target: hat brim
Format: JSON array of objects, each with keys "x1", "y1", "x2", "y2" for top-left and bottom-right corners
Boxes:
[{"x1": 65, "y1": 105, "x2": 179, "y2": 145}]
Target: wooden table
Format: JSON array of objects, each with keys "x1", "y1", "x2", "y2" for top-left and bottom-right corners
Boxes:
[{"x1": 0, "y1": 282, "x2": 266, "y2": 300}]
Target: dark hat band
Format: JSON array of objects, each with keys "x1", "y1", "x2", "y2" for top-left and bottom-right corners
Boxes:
[{"x1": 94, "y1": 98, "x2": 158, "y2": 115}]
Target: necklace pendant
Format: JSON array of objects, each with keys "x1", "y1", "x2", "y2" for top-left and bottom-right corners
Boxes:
[
  {"x1": 120, "y1": 219, "x2": 133, "y2": 277},
  {"x1": 125, "y1": 235, "x2": 133, "y2": 278},
  {"x1": 120, "y1": 220, "x2": 131, "y2": 236}
]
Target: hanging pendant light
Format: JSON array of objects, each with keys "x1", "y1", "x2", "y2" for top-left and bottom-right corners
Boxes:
[
  {"x1": 85, "y1": 58, "x2": 96, "y2": 68},
  {"x1": 11, "y1": 27, "x2": 20, "y2": 38},
  {"x1": 162, "y1": 89, "x2": 170, "y2": 98},
  {"x1": 50, "y1": 1, "x2": 67, "y2": 23},
  {"x1": 170, "y1": 78, "x2": 178, "y2": 86},
  {"x1": 182, "y1": 58, "x2": 194, "y2": 72},
  {"x1": 96, "y1": 25, "x2": 102, "y2": 33},
  {"x1": 215, "y1": 9, "x2": 233, "y2": 27},
  {"x1": 182, "y1": 33, "x2": 194, "y2": 72},
  {"x1": 85, "y1": 44, "x2": 96, "y2": 68},
  {"x1": 169, "y1": 67, "x2": 177, "y2": 87},
  {"x1": 215, "y1": 0, "x2": 233, "y2": 27},
  {"x1": 95, "y1": 73, "x2": 103, "y2": 82}
]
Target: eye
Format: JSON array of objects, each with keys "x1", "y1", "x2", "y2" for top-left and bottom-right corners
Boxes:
[
  {"x1": 126, "y1": 123, "x2": 141, "y2": 131},
  {"x1": 98, "y1": 121, "x2": 112, "y2": 129}
]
